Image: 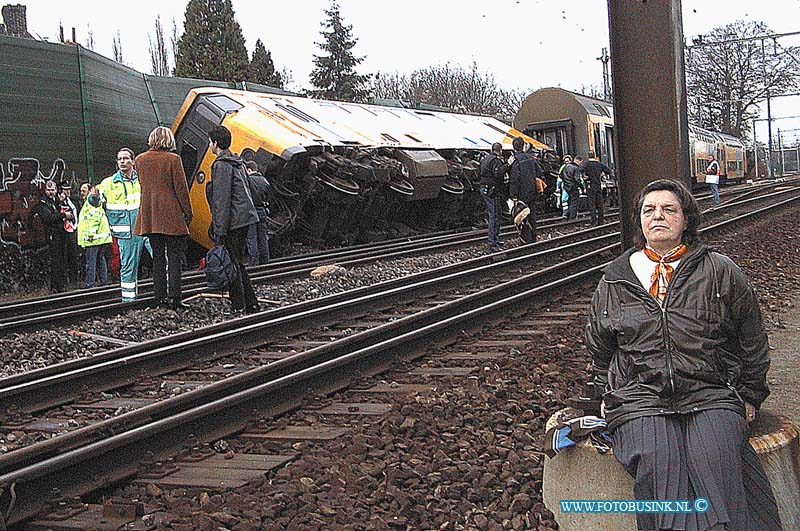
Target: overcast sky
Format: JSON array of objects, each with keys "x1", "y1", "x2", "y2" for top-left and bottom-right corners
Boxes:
[{"x1": 18, "y1": 0, "x2": 800, "y2": 146}]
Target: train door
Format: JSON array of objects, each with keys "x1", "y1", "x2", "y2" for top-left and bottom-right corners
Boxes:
[
  {"x1": 173, "y1": 94, "x2": 244, "y2": 189},
  {"x1": 523, "y1": 121, "x2": 572, "y2": 158},
  {"x1": 716, "y1": 143, "x2": 726, "y2": 177},
  {"x1": 604, "y1": 125, "x2": 615, "y2": 168}
]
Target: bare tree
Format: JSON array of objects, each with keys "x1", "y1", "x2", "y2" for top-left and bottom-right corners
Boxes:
[
  {"x1": 171, "y1": 18, "x2": 179, "y2": 74},
  {"x1": 685, "y1": 20, "x2": 799, "y2": 137},
  {"x1": 112, "y1": 29, "x2": 124, "y2": 64},
  {"x1": 148, "y1": 15, "x2": 171, "y2": 77},
  {"x1": 372, "y1": 62, "x2": 528, "y2": 122},
  {"x1": 578, "y1": 84, "x2": 607, "y2": 101},
  {"x1": 85, "y1": 26, "x2": 95, "y2": 50}
]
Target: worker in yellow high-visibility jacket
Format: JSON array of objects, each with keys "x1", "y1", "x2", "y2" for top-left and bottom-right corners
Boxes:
[{"x1": 90, "y1": 148, "x2": 152, "y2": 301}]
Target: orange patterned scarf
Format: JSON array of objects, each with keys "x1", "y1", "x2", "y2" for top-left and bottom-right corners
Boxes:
[{"x1": 643, "y1": 244, "x2": 688, "y2": 302}]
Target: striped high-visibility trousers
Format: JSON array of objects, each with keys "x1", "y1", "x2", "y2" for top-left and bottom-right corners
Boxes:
[{"x1": 118, "y1": 234, "x2": 152, "y2": 301}]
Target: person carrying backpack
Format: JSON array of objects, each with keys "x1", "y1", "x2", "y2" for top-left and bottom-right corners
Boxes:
[
  {"x1": 508, "y1": 136, "x2": 539, "y2": 243},
  {"x1": 208, "y1": 125, "x2": 260, "y2": 315},
  {"x1": 478, "y1": 142, "x2": 510, "y2": 253}
]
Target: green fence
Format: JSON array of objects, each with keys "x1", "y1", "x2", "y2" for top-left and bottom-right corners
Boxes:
[
  {"x1": 0, "y1": 34, "x2": 293, "y2": 184},
  {"x1": 0, "y1": 33, "x2": 293, "y2": 263}
]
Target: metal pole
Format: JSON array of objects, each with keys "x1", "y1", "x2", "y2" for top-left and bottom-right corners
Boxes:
[
  {"x1": 762, "y1": 40, "x2": 774, "y2": 178},
  {"x1": 608, "y1": 0, "x2": 689, "y2": 249},
  {"x1": 778, "y1": 128, "x2": 784, "y2": 176},
  {"x1": 767, "y1": 89, "x2": 774, "y2": 178},
  {"x1": 753, "y1": 119, "x2": 758, "y2": 179}
]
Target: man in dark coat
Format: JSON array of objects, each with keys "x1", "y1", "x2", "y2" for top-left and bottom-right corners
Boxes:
[
  {"x1": 580, "y1": 151, "x2": 614, "y2": 226},
  {"x1": 478, "y1": 142, "x2": 509, "y2": 253},
  {"x1": 560, "y1": 157, "x2": 583, "y2": 220},
  {"x1": 244, "y1": 160, "x2": 271, "y2": 265},
  {"x1": 209, "y1": 125, "x2": 260, "y2": 314},
  {"x1": 29, "y1": 180, "x2": 72, "y2": 292},
  {"x1": 508, "y1": 136, "x2": 538, "y2": 242}
]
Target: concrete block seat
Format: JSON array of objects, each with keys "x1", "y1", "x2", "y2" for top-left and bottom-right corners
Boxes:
[{"x1": 543, "y1": 407, "x2": 800, "y2": 531}]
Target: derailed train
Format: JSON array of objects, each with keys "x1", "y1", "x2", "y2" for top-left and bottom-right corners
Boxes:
[{"x1": 172, "y1": 88, "x2": 549, "y2": 250}]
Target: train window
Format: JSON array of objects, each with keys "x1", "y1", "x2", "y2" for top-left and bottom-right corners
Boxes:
[
  {"x1": 405, "y1": 134, "x2": 422, "y2": 143},
  {"x1": 206, "y1": 95, "x2": 244, "y2": 113},
  {"x1": 414, "y1": 111, "x2": 446, "y2": 122},
  {"x1": 274, "y1": 103, "x2": 320, "y2": 123},
  {"x1": 381, "y1": 133, "x2": 400, "y2": 143},
  {"x1": 462, "y1": 137, "x2": 478, "y2": 145},
  {"x1": 196, "y1": 104, "x2": 221, "y2": 124},
  {"x1": 180, "y1": 141, "x2": 198, "y2": 185},
  {"x1": 482, "y1": 122, "x2": 510, "y2": 136},
  {"x1": 343, "y1": 103, "x2": 377, "y2": 116}
]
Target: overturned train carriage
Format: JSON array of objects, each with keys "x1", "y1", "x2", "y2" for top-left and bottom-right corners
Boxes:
[{"x1": 173, "y1": 88, "x2": 548, "y2": 250}]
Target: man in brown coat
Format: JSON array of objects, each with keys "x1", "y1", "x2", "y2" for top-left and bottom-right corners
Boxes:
[{"x1": 134, "y1": 126, "x2": 193, "y2": 310}]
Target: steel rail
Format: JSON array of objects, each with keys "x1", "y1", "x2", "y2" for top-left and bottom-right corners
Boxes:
[
  {"x1": 0, "y1": 194, "x2": 797, "y2": 526},
  {"x1": 0, "y1": 183, "x2": 793, "y2": 333},
  {"x1": 0, "y1": 214, "x2": 609, "y2": 334},
  {"x1": 0, "y1": 250, "x2": 616, "y2": 526},
  {"x1": 0, "y1": 176, "x2": 778, "y2": 326},
  {"x1": 0, "y1": 230, "x2": 620, "y2": 416}
]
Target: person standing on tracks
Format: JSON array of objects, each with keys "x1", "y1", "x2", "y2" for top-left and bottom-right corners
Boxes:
[
  {"x1": 479, "y1": 142, "x2": 510, "y2": 253},
  {"x1": 208, "y1": 125, "x2": 261, "y2": 315},
  {"x1": 93, "y1": 148, "x2": 153, "y2": 302},
  {"x1": 244, "y1": 160, "x2": 271, "y2": 266},
  {"x1": 58, "y1": 180, "x2": 81, "y2": 288},
  {"x1": 706, "y1": 153, "x2": 721, "y2": 205},
  {"x1": 560, "y1": 156, "x2": 583, "y2": 221},
  {"x1": 586, "y1": 179, "x2": 781, "y2": 531},
  {"x1": 134, "y1": 127, "x2": 193, "y2": 310},
  {"x1": 29, "y1": 179, "x2": 72, "y2": 292},
  {"x1": 77, "y1": 183, "x2": 112, "y2": 288},
  {"x1": 508, "y1": 136, "x2": 539, "y2": 243},
  {"x1": 580, "y1": 151, "x2": 614, "y2": 226}
]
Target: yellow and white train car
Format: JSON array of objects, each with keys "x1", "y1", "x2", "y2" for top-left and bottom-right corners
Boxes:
[{"x1": 171, "y1": 88, "x2": 548, "y2": 249}]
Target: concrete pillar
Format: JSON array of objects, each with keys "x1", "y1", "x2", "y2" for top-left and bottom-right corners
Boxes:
[{"x1": 607, "y1": 0, "x2": 690, "y2": 249}]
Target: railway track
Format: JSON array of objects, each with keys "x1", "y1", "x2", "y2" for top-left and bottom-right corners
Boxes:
[
  {"x1": 0, "y1": 180, "x2": 790, "y2": 336},
  {"x1": 0, "y1": 191, "x2": 798, "y2": 527},
  {"x1": 0, "y1": 211, "x2": 603, "y2": 335}
]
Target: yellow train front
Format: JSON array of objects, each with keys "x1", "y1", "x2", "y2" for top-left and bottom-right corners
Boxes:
[{"x1": 171, "y1": 88, "x2": 548, "y2": 250}]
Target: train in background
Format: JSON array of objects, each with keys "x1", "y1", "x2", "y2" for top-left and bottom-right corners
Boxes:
[
  {"x1": 512, "y1": 87, "x2": 747, "y2": 185},
  {"x1": 172, "y1": 88, "x2": 549, "y2": 250}
]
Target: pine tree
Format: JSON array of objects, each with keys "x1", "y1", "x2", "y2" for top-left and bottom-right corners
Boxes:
[
  {"x1": 248, "y1": 39, "x2": 283, "y2": 88},
  {"x1": 174, "y1": 0, "x2": 249, "y2": 82},
  {"x1": 310, "y1": 2, "x2": 370, "y2": 102}
]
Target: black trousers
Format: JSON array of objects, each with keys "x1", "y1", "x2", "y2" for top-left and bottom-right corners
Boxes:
[
  {"x1": 48, "y1": 233, "x2": 69, "y2": 292},
  {"x1": 224, "y1": 226, "x2": 257, "y2": 311},
  {"x1": 587, "y1": 189, "x2": 604, "y2": 226},
  {"x1": 148, "y1": 234, "x2": 187, "y2": 300},
  {"x1": 566, "y1": 189, "x2": 580, "y2": 220}
]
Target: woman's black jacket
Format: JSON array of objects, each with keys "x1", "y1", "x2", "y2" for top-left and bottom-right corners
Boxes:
[{"x1": 586, "y1": 243, "x2": 770, "y2": 432}]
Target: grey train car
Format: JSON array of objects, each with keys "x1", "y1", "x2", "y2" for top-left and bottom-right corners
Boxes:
[{"x1": 513, "y1": 87, "x2": 746, "y2": 185}]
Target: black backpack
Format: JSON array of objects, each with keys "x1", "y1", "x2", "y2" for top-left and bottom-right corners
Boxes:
[{"x1": 204, "y1": 245, "x2": 236, "y2": 290}]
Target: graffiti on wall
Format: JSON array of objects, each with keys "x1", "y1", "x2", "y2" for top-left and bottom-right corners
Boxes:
[{"x1": 0, "y1": 157, "x2": 72, "y2": 249}]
